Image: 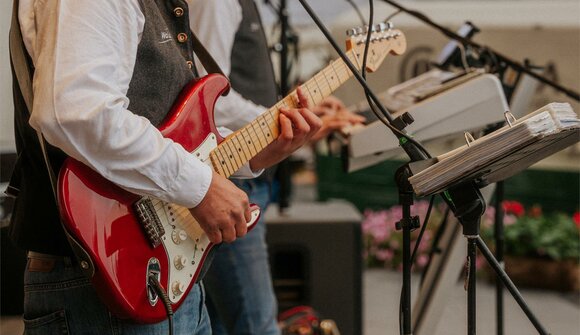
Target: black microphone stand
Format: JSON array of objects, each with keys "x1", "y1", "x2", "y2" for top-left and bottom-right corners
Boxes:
[
  {"x1": 268, "y1": 0, "x2": 294, "y2": 214},
  {"x1": 379, "y1": 0, "x2": 580, "y2": 102},
  {"x1": 296, "y1": 0, "x2": 554, "y2": 334}
]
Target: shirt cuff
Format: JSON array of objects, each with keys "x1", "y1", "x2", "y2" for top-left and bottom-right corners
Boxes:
[
  {"x1": 232, "y1": 164, "x2": 264, "y2": 179},
  {"x1": 167, "y1": 150, "x2": 213, "y2": 208}
]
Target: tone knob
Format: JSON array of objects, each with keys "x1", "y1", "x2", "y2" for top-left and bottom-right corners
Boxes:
[
  {"x1": 173, "y1": 255, "x2": 188, "y2": 270},
  {"x1": 171, "y1": 229, "x2": 188, "y2": 244},
  {"x1": 172, "y1": 281, "x2": 186, "y2": 296}
]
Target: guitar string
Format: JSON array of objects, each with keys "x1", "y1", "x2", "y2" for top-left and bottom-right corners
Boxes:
[{"x1": 213, "y1": 54, "x2": 358, "y2": 175}]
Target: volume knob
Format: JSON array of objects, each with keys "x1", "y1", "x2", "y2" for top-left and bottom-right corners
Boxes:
[
  {"x1": 171, "y1": 229, "x2": 188, "y2": 244},
  {"x1": 173, "y1": 255, "x2": 188, "y2": 270},
  {"x1": 172, "y1": 281, "x2": 186, "y2": 296}
]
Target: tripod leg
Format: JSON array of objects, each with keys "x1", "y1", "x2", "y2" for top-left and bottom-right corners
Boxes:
[
  {"x1": 494, "y1": 182, "x2": 505, "y2": 335},
  {"x1": 467, "y1": 237, "x2": 477, "y2": 335},
  {"x1": 476, "y1": 237, "x2": 549, "y2": 335}
]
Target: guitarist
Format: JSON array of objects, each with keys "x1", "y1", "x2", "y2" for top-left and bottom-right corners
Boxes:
[
  {"x1": 10, "y1": 0, "x2": 321, "y2": 334},
  {"x1": 189, "y1": 1, "x2": 365, "y2": 334}
]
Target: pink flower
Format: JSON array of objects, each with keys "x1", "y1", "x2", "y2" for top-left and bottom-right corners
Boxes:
[
  {"x1": 375, "y1": 249, "x2": 394, "y2": 262},
  {"x1": 503, "y1": 214, "x2": 517, "y2": 226},
  {"x1": 416, "y1": 254, "x2": 429, "y2": 268}
]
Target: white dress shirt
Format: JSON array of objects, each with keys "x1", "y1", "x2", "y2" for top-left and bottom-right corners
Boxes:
[
  {"x1": 188, "y1": 0, "x2": 269, "y2": 131},
  {"x1": 18, "y1": 0, "x2": 257, "y2": 209}
]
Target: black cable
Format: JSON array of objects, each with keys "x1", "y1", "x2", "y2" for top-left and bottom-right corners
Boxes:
[
  {"x1": 345, "y1": 0, "x2": 367, "y2": 25},
  {"x1": 297, "y1": 0, "x2": 432, "y2": 162},
  {"x1": 384, "y1": 9, "x2": 402, "y2": 22},
  {"x1": 358, "y1": 0, "x2": 432, "y2": 159},
  {"x1": 148, "y1": 274, "x2": 174, "y2": 335},
  {"x1": 411, "y1": 195, "x2": 435, "y2": 264}
]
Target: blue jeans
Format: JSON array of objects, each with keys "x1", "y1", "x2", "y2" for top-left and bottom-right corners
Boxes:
[
  {"x1": 23, "y1": 253, "x2": 211, "y2": 335},
  {"x1": 204, "y1": 179, "x2": 280, "y2": 335}
]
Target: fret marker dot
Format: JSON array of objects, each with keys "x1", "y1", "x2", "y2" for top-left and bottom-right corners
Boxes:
[
  {"x1": 248, "y1": 141, "x2": 251, "y2": 144},
  {"x1": 229, "y1": 155, "x2": 233, "y2": 158},
  {"x1": 267, "y1": 133, "x2": 270, "y2": 137},
  {"x1": 238, "y1": 148, "x2": 241, "y2": 152},
  {"x1": 221, "y1": 161, "x2": 225, "y2": 164}
]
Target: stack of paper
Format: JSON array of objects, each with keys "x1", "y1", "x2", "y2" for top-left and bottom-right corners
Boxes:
[{"x1": 409, "y1": 102, "x2": 579, "y2": 196}]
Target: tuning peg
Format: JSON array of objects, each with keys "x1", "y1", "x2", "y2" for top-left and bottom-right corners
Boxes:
[
  {"x1": 346, "y1": 28, "x2": 357, "y2": 36},
  {"x1": 383, "y1": 21, "x2": 394, "y2": 30},
  {"x1": 375, "y1": 22, "x2": 389, "y2": 32}
]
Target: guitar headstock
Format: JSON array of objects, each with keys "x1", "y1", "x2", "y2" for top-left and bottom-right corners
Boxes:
[{"x1": 345, "y1": 22, "x2": 407, "y2": 73}]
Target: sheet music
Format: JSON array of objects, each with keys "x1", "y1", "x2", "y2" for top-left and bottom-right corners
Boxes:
[{"x1": 409, "y1": 103, "x2": 580, "y2": 196}]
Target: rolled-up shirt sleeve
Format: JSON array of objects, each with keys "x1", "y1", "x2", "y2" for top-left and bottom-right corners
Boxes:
[{"x1": 22, "y1": 0, "x2": 212, "y2": 208}]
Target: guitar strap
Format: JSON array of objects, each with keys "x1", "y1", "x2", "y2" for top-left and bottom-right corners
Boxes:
[
  {"x1": 7, "y1": 0, "x2": 58, "y2": 200},
  {"x1": 189, "y1": 30, "x2": 231, "y2": 96}
]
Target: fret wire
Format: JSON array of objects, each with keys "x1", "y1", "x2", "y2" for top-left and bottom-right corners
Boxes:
[
  {"x1": 251, "y1": 117, "x2": 269, "y2": 148},
  {"x1": 258, "y1": 115, "x2": 272, "y2": 147},
  {"x1": 231, "y1": 133, "x2": 249, "y2": 163},
  {"x1": 331, "y1": 60, "x2": 346, "y2": 83},
  {"x1": 240, "y1": 128, "x2": 258, "y2": 157},
  {"x1": 311, "y1": 75, "x2": 326, "y2": 101},
  {"x1": 347, "y1": 50, "x2": 362, "y2": 73},
  {"x1": 215, "y1": 147, "x2": 234, "y2": 177},
  {"x1": 316, "y1": 70, "x2": 333, "y2": 93},
  {"x1": 210, "y1": 152, "x2": 227, "y2": 176},
  {"x1": 320, "y1": 68, "x2": 334, "y2": 95},
  {"x1": 328, "y1": 61, "x2": 342, "y2": 89},
  {"x1": 224, "y1": 139, "x2": 243, "y2": 171},
  {"x1": 240, "y1": 122, "x2": 264, "y2": 152},
  {"x1": 303, "y1": 78, "x2": 321, "y2": 104},
  {"x1": 263, "y1": 112, "x2": 278, "y2": 141}
]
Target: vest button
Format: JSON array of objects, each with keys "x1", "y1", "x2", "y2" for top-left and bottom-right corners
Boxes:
[
  {"x1": 173, "y1": 7, "x2": 184, "y2": 17},
  {"x1": 186, "y1": 61, "x2": 193, "y2": 69},
  {"x1": 177, "y1": 33, "x2": 188, "y2": 43}
]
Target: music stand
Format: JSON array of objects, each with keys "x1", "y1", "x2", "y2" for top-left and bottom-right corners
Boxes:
[{"x1": 407, "y1": 103, "x2": 579, "y2": 334}]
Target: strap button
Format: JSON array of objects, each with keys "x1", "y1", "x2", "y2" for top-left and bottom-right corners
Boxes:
[
  {"x1": 177, "y1": 33, "x2": 188, "y2": 43},
  {"x1": 173, "y1": 7, "x2": 184, "y2": 17}
]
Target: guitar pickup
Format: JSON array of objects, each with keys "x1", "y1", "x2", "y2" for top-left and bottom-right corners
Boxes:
[{"x1": 133, "y1": 197, "x2": 165, "y2": 248}]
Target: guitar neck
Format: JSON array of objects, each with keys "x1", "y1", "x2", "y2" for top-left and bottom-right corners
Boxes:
[{"x1": 210, "y1": 49, "x2": 362, "y2": 178}]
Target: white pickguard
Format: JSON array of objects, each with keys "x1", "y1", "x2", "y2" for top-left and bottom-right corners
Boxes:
[{"x1": 149, "y1": 133, "x2": 260, "y2": 304}]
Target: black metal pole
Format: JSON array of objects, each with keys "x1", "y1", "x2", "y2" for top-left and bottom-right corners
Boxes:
[
  {"x1": 467, "y1": 237, "x2": 478, "y2": 335},
  {"x1": 277, "y1": 0, "x2": 292, "y2": 213},
  {"x1": 476, "y1": 237, "x2": 549, "y2": 335},
  {"x1": 494, "y1": 182, "x2": 505, "y2": 335},
  {"x1": 395, "y1": 164, "x2": 419, "y2": 335}
]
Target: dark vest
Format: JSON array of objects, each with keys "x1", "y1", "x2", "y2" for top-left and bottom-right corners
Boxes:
[
  {"x1": 230, "y1": 0, "x2": 278, "y2": 109},
  {"x1": 230, "y1": 0, "x2": 279, "y2": 181},
  {"x1": 10, "y1": 0, "x2": 196, "y2": 255}
]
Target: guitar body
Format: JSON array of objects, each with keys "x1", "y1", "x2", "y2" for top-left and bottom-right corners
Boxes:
[{"x1": 58, "y1": 74, "x2": 260, "y2": 323}]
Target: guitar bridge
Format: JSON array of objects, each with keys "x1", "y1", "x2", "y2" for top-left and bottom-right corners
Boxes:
[{"x1": 133, "y1": 197, "x2": 165, "y2": 248}]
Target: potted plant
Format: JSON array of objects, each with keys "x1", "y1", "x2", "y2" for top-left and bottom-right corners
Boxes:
[{"x1": 480, "y1": 201, "x2": 580, "y2": 291}]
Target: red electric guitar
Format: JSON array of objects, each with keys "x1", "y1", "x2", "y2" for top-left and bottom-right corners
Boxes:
[{"x1": 57, "y1": 26, "x2": 406, "y2": 323}]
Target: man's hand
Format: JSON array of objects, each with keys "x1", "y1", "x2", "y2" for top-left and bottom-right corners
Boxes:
[
  {"x1": 310, "y1": 96, "x2": 366, "y2": 142},
  {"x1": 250, "y1": 87, "x2": 322, "y2": 171},
  {"x1": 189, "y1": 171, "x2": 250, "y2": 244}
]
